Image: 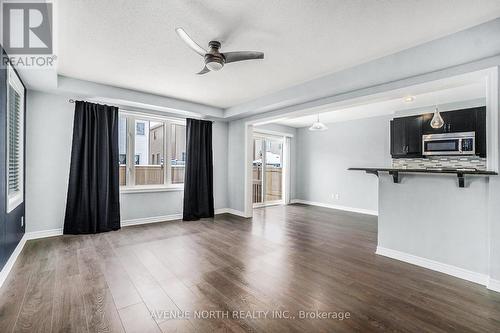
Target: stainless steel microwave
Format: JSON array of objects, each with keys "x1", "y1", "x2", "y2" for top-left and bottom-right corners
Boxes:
[{"x1": 422, "y1": 131, "x2": 475, "y2": 156}]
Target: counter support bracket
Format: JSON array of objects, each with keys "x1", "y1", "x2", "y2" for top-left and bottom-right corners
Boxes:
[
  {"x1": 457, "y1": 172, "x2": 465, "y2": 188},
  {"x1": 348, "y1": 168, "x2": 497, "y2": 189},
  {"x1": 389, "y1": 171, "x2": 399, "y2": 184}
]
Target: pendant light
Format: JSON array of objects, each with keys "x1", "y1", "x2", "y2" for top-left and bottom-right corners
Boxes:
[
  {"x1": 309, "y1": 114, "x2": 328, "y2": 131},
  {"x1": 430, "y1": 106, "x2": 444, "y2": 129}
]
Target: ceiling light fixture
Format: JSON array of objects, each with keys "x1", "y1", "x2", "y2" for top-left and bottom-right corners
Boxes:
[
  {"x1": 430, "y1": 106, "x2": 445, "y2": 129},
  {"x1": 309, "y1": 114, "x2": 328, "y2": 131},
  {"x1": 404, "y1": 96, "x2": 415, "y2": 103}
]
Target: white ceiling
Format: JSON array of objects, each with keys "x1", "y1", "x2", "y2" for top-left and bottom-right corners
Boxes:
[
  {"x1": 274, "y1": 81, "x2": 486, "y2": 128},
  {"x1": 58, "y1": 1, "x2": 500, "y2": 109}
]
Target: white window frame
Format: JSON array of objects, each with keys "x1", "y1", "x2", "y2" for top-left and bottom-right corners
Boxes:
[
  {"x1": 6, "y1": 64, "x2": 24, "y2": 213},
  {"x1": 119, "y1": 110, "x2": 186, "y2": 193}
]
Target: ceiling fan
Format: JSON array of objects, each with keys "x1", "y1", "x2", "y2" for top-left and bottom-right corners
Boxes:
[{"x1": 175, "y1": 28, "x2": 264, "y2": 75}]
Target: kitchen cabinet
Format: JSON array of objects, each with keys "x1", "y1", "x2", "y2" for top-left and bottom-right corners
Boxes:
[
  {"x1": 476, "y1": 107, "x2": 486, "y2": 158},
  {"x1": 390, "y1": 115, "x2": 422, "y2": 158},
  {"x1": 392, "y1": 106, "x2": 486, "y2": 158},
  {"x1": 422, "y1": 107, "x2": 480, "y2": 134}
]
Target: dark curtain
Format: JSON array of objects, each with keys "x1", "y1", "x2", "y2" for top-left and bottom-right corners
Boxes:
[
  {"x1": 64, "y1": 101, "x2": 121, "y2": 234},
  {"x1": 183, "y1": 118, "x2": 214, "y2": 221}
]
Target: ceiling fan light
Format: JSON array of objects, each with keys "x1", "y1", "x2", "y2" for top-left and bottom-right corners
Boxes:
[{"x1": 206, "y1": 61, "x2": 223, "y2": 71}]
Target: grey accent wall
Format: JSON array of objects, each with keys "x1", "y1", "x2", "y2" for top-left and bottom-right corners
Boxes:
[
  {"x1": 295, "y1": 116, "x2": 391, "y2": 213},
  {"x1": 26, "y1": 90, "x2": 228, "y2": 232}
]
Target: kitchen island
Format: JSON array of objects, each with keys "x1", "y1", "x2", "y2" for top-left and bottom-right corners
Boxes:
[
  {"x1": 348, "y1": 167, "x2": 497, "y2": 187},
  {"x1": 349, "y1": 166, "x2": 500, "y2": 291}
]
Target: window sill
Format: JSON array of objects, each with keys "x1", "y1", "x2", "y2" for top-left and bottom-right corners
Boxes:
[{"x1": 120, "y1": 185, "x2": 184, "y2": 194}]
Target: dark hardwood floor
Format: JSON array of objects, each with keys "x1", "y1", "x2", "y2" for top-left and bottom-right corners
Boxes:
[{"x1": 1, "y1": 204, "x2": 499, "y2": 332}]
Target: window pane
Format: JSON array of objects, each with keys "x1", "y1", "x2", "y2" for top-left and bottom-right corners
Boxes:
[
  {"x1": 118, "y1": 115, "x2": 127, "y2": 186},
  {"x1": 135, "y1": 120, "x2": 165, "y2": 185},
  {"x1": 265, "y1": 139, "x2": 283, "y2": 202},
  {"x1": 171, "y1": 124, "x2": 186, "y2": 184}
]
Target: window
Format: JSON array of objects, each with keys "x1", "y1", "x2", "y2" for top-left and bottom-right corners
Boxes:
[
  {"x1": 171, "y1": 123, "x2": 186, "y2": 184},
  {"x1": 119, "y1": 112, "x2": 186, "y2": 190},
  {"x1": 118, "y1": 114, "x2": 127, "y2": 185},
  {"x1": 136, "y1": 122, "x2": 145, "y2": 135},
  {"x1": 6, "y1": 65, "x2": 24, "y2": 213}
]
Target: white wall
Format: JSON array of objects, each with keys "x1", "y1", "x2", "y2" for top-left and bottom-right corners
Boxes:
[
  {"x1": 295, "y1": 116, "x2": 391, "y2": 213},
  {"x1": 26, "y1": 91, "x2": 74, "y2": 233},
  {"x1": 379, "y1": 174, "x2": 490, "y2": 274},
  {"x1": 227, "y1": 120, "x2": 247, "y2": 213},
  {"x1": 26, "y1": 90, "x2": 228, "y2": 232}
]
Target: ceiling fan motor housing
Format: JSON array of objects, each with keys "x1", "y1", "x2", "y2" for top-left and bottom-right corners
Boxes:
[{"x1": 204, "y1": 41, "x2": 225, "y2": 70}]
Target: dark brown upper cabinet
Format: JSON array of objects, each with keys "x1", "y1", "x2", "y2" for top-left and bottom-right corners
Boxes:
[
  {"x1": 391, "y1": 106, "x2": 486, "y2": 158},
  {"x1": 390, "y1": 115, "x2": 422, "y2": 158},
  {"x1": 422, "y1": 107, "x2": 478, "y2": 134}
]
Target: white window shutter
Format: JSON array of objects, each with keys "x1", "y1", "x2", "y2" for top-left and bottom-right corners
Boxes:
[{"x1": 6, "y1": 65, "x2": 24, "y2": 213}]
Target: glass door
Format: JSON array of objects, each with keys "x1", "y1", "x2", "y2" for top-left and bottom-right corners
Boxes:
[
  {"x1": 264, "y1": 138, "x2": 283, "y2": 204},
  {"x1": 252, "y1": 135, "x2": 284, "y2": 207},
  {"x1": 252, "y1": 138, "x2": 264, "y2": 205}
]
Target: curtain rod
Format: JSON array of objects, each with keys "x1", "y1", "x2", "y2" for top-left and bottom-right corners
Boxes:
[{"x1": 68, "y1": 99, "x2": 215, "y2": 122}]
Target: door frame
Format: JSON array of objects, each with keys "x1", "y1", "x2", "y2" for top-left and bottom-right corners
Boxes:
[{"x1": 252, "y1": 132, "x2": 286, "y2": 208}]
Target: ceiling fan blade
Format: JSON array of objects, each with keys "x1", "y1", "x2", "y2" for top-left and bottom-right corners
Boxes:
[
  {"x1": 223, "y1": 51, "x2": 264, "y2": 64},
  {"x1": 196, "y1": 66, "x2": 210, "y2": 75},
  {"x1": 175, "y1": 27, "x2": 207, "y2": 57}
]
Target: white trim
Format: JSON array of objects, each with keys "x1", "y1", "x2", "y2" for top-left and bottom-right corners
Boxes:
[
  {"x1": 291, "y1": 199, "x2": 378, "y2": 216},
  {"x1": 253, "y1": 129, "x2": 294, "y2": 138},
  {"x1": 120, "y1": 109, "x2": 187, "y2": 125},
  {"x1": 244, "y1": 123, "x2": 253, "y2": 217},
  {"x1": 121, "y1": 208, "x2": 249, "y2": 226},
  {"x1": 216, "y1": 208, "x2": 250, "y2": 218},
  {"x1": 376, "y1": 246, "x2": 490, "y2": 286},
  {"x1": 120, "y1": 185, "x2": 184, "y2": 194},
  {"x1": 487, "y1": 278, "x2": 500, "y2": 292},
  {"x1": 121, "y1": 214, "x2": 182, "y2": 227},
  {"x1": 253, "y1": 201, "x2": 283, "y2": 208},
  {"x1": 485, "y1": 67, "x2": 498, "y2": 172},
  {"x1": 26, "y1": 228, "x2": 63, "y2": 240},
  {"x1": 0, "y1": 234, "x2": 26, "y2": 289}
]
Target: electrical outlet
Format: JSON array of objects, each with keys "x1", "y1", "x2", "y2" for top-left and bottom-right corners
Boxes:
[
  {"x1": 21, "y1": 216, "x2": 24, "y2": 228},
  {"x1": 330, "y1": 193, "x2": 340, "y2": 200}
]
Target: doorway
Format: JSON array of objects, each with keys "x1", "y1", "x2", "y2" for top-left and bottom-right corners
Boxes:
[{"x1": 252, "y1": 134, "x2": 285, "y2": 207}]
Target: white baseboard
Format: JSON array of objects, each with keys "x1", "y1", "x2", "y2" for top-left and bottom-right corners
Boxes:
[
  {"x1": 217, "y1": 208, "x2": 249, "y2": 218},
  {"x1": 487, "y1": 278, "x2": 500, "y2": 292},
  {"x1": 121, "y1": 208, "x2": 248, "y2": 227},
  {"x1": 121, "y1": 214, "x2": 182, "y2": 227},
  {"x1": 215, "y1": 208, "x2": 229, "y2": 214},
  {"x1": 291, "y1": 199, "x2": 378, "y2": 216},
  {"x1": 0, "y1": 234, "x2": 27, "y2": 289},
  {"x1": 26, "y1": 228, "x2": 63, "y2": 240},
  {"x1": 376, "y1": 246, "x2": 489, "y2": 286}
]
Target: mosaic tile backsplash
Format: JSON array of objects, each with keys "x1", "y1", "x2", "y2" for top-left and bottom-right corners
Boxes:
[{"x1": 392, "y1": 156, "x2": 487, "y2": 170}]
